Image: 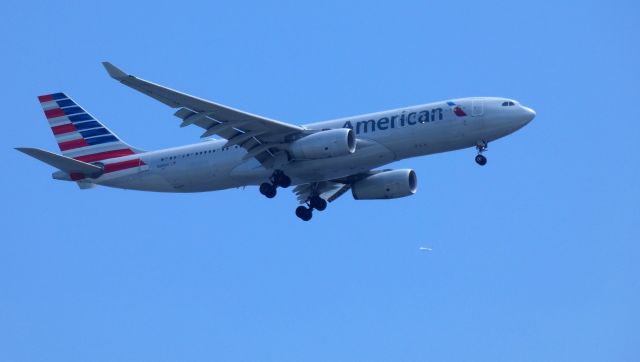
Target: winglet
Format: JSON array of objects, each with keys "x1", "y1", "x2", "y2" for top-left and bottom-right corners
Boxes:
[{"x1": 102, "y1": 62, "x2": 128, "y2": 80}]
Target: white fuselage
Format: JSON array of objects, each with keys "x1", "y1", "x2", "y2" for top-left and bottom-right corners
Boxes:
[{"x1": 91, "y1": 97, "x2": 535, "y2": 192}]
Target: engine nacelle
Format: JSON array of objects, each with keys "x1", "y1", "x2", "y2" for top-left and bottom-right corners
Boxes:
[
  {"x1": 352, "y1": 169, "x2": 417, "y2": 200},
  {"x1": 288, "y1": 129, "x2": 356, "y2": 160}
]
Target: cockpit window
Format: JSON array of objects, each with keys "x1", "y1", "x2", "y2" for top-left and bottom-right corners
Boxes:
[{"x1": 502, "y1": 101, "x2": 516, "y2": 106}]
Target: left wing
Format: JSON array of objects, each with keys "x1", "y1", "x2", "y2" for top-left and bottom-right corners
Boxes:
[{"x1": 102, "y1": 62, "x2": 305, "y2": 163}]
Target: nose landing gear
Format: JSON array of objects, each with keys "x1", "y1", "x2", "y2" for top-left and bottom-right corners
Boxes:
[
  {"x1": 475, "y1": 141, "x2": 488, "y2": 166},
  {"x1": 475, "y1": 154, "x2": 487, "y2": 166},
  {"x1": 259, "y1": 170, "x2": 292, "y2": 198}
]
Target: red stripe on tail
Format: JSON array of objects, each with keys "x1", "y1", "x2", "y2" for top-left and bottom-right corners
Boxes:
[
  {"x1": 74, "y1": 149, "x2": 135, "y2": 163},
  {"x1": 70, "y1": 172, "x2": 85, "y2": 181},
  {"x1": 45, "y1": 108, "x2": 65, "y2": 119},
  {"x1": 38, "y1": 95, "x2": 54, "y2": 103},
  {"x1": 51, "y1": 123, "x2": 77, "y2": 135},
  {"x1": 58, "y1": 138, "x2": 88, "y2": 151},
  {"x1": 104, "y1": 159, "x2": 143, "y2": 173}
]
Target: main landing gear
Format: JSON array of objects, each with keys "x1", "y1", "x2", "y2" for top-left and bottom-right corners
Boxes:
[
  {"x1": 295, "y1": 195, "x2": 327, "y2": 221},
  {"x1": 475, "y1": 140, "x2": 488, "y2": 166},
  {"x1": 259, "y1": 170, "x2": 291, "y2": 199}
]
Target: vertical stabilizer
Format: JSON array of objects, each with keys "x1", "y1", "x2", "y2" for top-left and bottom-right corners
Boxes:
[{"x1": 38, "y1": 92, "x2": 140, "y2": 163}]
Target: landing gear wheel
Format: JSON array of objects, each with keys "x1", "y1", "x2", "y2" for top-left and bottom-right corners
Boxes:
[
  {"x1": 265, "y1": 187, "x2": 276, "y2": 198},
  {"x1": 309, "y1": 196, "x2": 327, "y2": 211},
  {"x1": 475, "y1": 141, "x2": 488, "y2": 166},
  {"x1": 259, "y1": 182, "x2": 277, "y2": 198},
  {"x1": 270, "y1": 170, "x2": 291, "y2": 188},
  {"x1": 295, "y1": 206, "x2": 313, "y2": 221},
  {"x1": 475, "y1": 154, "x2": 487, "y2": 166},
  {"x1": 276, "y1": 174, "x2": 291, "y2": 188}
]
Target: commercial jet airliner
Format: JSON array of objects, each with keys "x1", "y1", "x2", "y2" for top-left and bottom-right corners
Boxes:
[{"x1": 17, "y1": 63, "x2": 535, "y2": 221}]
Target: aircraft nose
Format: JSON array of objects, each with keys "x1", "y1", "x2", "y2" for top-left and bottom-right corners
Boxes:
[{"x1": 520, "y1": 106, "x2": 536, "y2": 125}]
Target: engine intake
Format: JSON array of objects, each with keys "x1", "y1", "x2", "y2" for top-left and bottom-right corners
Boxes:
[
  {"x1": 352, "y1": 169, "x2": 417, "y2": 200},
  {"x1": 289, "y1": 128, "x2": 356, "y2": 160}
]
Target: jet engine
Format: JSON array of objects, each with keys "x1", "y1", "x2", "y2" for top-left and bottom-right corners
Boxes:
[
  {"x1": 351, "y1": 169, "x2": 417, "y2": 200},
  {"x1": 288, "y1": 128, "x2": 356, "y2": 159}
]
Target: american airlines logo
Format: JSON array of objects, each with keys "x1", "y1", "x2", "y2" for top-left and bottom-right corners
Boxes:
[{"x1": 343, "y1": 106, "x2": 454, "y2": 135}]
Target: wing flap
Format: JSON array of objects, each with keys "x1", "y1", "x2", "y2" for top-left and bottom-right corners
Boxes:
[{"x1": 293, "y1": 181, "x2": 351, "y2": 204}]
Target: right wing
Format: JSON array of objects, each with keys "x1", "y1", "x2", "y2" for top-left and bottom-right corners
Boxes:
[{"x1": 102, "y1": 62, "x2": 306, "y2": 164}]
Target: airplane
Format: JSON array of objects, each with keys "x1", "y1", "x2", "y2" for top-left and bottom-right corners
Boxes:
[{"x1": 16, "y1": 62, "x2": 535, "y2": 221}]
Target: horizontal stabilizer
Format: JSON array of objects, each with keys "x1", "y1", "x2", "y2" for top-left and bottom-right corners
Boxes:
[{"x1": 16, "y1": 147, "x2": 103, "y2": 175}]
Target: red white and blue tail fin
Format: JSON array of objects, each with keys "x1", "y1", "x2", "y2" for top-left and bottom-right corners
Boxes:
[{"x1": 38, "y1": 92, "x2": 140, "y2": 162}]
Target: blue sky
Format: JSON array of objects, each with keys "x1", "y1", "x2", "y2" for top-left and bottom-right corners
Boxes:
[{"x1": 1, "y1": 1, "x2": 638, "y2": 361}]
